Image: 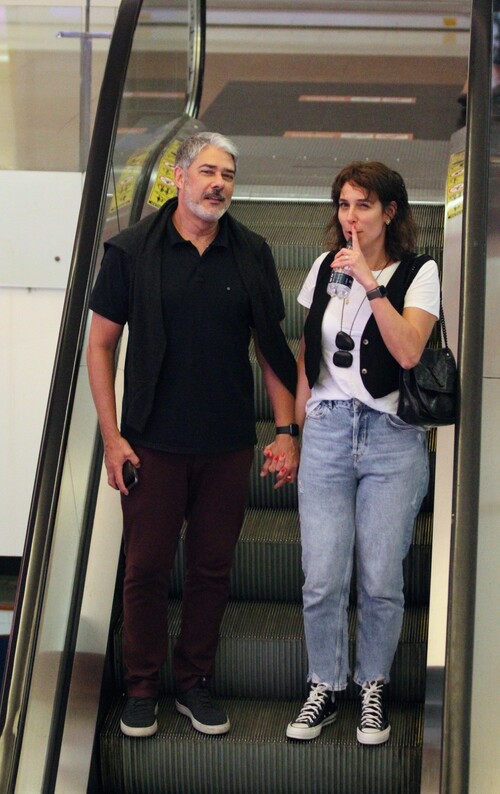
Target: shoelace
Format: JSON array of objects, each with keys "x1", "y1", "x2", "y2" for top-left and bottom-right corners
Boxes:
[
  {"x1": 127, "y1": 698, "x2": 156, "y2": 720},
  {"x1": 195, "y1": 686, "x2": 214, "y2": 709},
  {"x1": 360, "y1": 680, "x2": 384, "y2": 729},
  {"x1": 295, "y1": 684, "x2": 331, "y2": 724}
]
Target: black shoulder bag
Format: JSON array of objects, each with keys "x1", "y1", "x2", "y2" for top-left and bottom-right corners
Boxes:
[{"x1": 397, "y1": 296, "x2": 457, "y2": 428}]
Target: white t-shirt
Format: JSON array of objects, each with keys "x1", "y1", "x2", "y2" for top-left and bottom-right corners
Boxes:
[{"x1": 298, "y1": 253, "x2": 441, "y2": 416}]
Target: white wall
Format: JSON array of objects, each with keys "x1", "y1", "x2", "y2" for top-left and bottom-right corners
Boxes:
[{"x1": 0, "y1": 170, "x2": 83, "y2": 556}]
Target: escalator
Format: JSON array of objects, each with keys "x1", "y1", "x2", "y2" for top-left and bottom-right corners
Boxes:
[
  {"x1": 98, "y1": 198, "x2": 443, "y2": 794},
  {"x1": 0, "y1": 2, "x2": 492, "y2": 793}
]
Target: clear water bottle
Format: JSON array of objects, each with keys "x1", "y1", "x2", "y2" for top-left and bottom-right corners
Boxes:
[
  {"x1": 327, "y1": 239, "x2": 353, "y2": 299},
  {"x1": 326, "y1": 269, "x2": 353, "y2": 299}
]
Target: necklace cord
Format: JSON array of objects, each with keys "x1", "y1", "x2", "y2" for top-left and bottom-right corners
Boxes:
[{"x1": 339, "y1": 257, "x2": 391, "y2": 336}]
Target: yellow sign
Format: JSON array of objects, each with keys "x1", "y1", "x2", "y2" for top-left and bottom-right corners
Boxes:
[
  {"x1": 109, "y1": 148, "x2": 152, "y2": 212},
  {"x1": 446, "y1": 150, "x2": 465, "y2": 220},
  {"x1": 148, "y1": 140, "x2": 181, "y2": 209}
]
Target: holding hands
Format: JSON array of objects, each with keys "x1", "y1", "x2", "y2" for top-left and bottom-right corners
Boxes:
[{"x1": 260, "y1": 433, "x2": 300, "y2": 490}]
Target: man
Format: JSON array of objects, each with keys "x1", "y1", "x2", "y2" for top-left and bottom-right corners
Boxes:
[{"x1": 87, "y1": 131, "x2": 299, "y2": 738}]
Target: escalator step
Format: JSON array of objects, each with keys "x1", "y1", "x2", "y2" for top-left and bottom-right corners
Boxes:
[
  {"x1": 248, "y1": 422, "x2": 435, "y2": 512},
  {"x1": 169, "y1": 508, "x2": 432, "y2": 606},
  {"x1": 112, "y1": 600, "x2": 428, "y2": 702},
  {"x1": 229, "y1": 200, "x2": 444, "y2": 272},
  {"x1": 251, "y1": 337, "x2": 301, "y2": 420},
  {"x1": 99, "y1": 195, "x2": 444, "y2": 792},
  {"x1": 100, "y1": 695, "x2": 424, "y2": 794}
]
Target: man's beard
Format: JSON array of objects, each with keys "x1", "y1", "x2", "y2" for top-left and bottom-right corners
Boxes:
[{"x1": 184, "y1": 190, "x2": 230, "y2": 222}]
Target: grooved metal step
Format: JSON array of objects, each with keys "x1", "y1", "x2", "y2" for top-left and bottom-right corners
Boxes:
[
  {"x1": 100, "y1": 696, "x2": 424, "y2": 794},
  {"x1": 169, "y1": 508, "x2": 432, "y2": 606},
  {"x1": 248, "y1": 422, "x2": 435, "y2": 512},
  {"x1": 112, "y1": 599, "x2": 428, "y2": 702},
  {"x1": 230, "y1": 200, "x2": 445, "y2": 270},
  {"x1": 251, "y1": 336, "x2": 301, "y2": 419},
  {"x1": 99, "y1": 194, "x2": 442, "y2": 792},
  {"x1": 278, "y1": 267, "x2": 310, "y2": 340}
]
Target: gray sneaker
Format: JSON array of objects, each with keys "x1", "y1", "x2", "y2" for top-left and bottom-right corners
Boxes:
[
  {"x1": 120, "y1": 696, "x2": 158, "y2": 737},
  {"x1": 175, "y1": 679, "x2": 230, "y2": 735}
]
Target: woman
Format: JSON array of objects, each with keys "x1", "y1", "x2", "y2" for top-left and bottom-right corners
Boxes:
[{"x1": 286, "y1": 161, "x2": 440, "y2": 745}]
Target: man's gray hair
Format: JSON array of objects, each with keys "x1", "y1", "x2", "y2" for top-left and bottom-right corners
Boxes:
[{"x1": 174, "y1": 131, "x2": 239, "y2": 173}]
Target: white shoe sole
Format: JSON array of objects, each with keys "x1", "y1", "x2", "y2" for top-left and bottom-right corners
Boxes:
[
  {"x1": 175, "y1": 700, "x2": 230, "y2": 735},
  {"x1": 286, "y1": 711, "x2": 337, "y2": 740},
  {"x1": 120, "y1": 701, "x2": 158, "y2": 738},
  {"x1": 357, "y1": 724, "x2": 391, "y2": 745},
  {"x1": 120, "y1": 719, "x2": 158, "y2": 738}
]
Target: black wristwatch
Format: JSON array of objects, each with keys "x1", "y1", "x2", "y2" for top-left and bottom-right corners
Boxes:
[
  {"x1": 366, "y1": 285, "x2": 387, "y2": 301},
  {"x1": 275, "y1": 423, "x2": 300, "y2": 437}
]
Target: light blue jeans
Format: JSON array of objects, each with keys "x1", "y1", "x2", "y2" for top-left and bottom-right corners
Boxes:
[{"x1": 298, "y1": 399, "x2": 429, "y2": 691}]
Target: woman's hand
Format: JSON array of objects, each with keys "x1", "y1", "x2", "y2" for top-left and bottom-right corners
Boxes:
[
  {"x1": 331, "y1": 227, "x2": 380, "y2": 292},
  {"x1": 260, "y1": 434, "x2": 300, "y2": 489}
]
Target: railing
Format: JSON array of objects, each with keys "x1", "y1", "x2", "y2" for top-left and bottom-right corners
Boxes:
[
  {"x1": 0, "y1": 0, "x2": 494, "y2": 790},
  {"x1": 441, "y1": 1, "x2": 492, "y2": 792},
  {"x1": 0, "y1": 1, "x2": 205, "y2": 790}
]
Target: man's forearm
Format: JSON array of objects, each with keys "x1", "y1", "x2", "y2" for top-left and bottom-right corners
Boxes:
[{"x1": 87, "y1": 346, "x2": 121, "y2": 444}]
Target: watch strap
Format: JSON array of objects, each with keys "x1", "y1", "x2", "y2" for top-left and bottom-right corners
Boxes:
[
  {"x1": 366, "y1": 285, "x2": 387, "y2": 301},
  {"x1": 275, "y1": 423, "x2": 300, "y2": 437}
]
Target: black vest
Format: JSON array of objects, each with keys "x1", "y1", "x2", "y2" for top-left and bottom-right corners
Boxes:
[
  {"x1": 105, "y1": 199, "x2": 297, "y2": 431},
  {"x1": 304, "y1": 252, "x2": 432, "y2": 398}
]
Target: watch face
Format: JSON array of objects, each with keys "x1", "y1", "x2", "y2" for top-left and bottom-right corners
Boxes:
[{"x1": 368, "y1": 285, "x2": 387, "y2": 300}]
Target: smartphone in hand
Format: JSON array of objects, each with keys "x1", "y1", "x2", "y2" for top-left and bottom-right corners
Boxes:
[{"x1": 123, "y1": 460, "x2": 139, "y2": 490}]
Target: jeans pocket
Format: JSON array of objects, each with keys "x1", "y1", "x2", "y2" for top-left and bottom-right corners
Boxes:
[
  {"x1": 386, "y1": 412, "x2": 427, "y2": 432},
  {"x1": 307, "y1": 400, "x2": 331, "y2": 420}
]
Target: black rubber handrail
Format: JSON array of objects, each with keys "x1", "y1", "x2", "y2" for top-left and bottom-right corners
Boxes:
[
  {"x1": 118, "y1": 1, "x2": 206, "y2": 226},
  {"x1": 0, "y1": 0, "x2": 145, "y2": 788},
  {"x1": 0, "y1": 0, "x2": 206, "y2": 788}
]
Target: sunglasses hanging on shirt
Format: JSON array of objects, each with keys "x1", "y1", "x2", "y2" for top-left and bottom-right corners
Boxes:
[
  {"x1": 331, "y1": 258, "x2": 390, "y2": 368},
  {"x1": 333, "y1": 331, "x2": 355, "y2": 367}
]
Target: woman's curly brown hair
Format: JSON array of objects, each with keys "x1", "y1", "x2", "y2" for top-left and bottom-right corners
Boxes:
[{"x1": 326, "y1": 161, "x2": 417, "y2": 260}]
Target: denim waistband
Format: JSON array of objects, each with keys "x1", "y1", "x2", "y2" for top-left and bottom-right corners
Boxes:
[{"x1": 320, "y1": 399, "x2": 376, "y2": 413}]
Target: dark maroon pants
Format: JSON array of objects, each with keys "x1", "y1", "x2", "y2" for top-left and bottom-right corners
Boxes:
[{"x1": 121, "y1": 445, "x2": 254, "y2": 698}]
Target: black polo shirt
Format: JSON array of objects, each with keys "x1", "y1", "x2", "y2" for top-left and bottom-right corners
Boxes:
[{"x1": 90, "y1": 214, "x2": 283, "y2": 454}]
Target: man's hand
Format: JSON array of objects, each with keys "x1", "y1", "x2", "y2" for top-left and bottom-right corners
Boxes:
[
  {"x1": 260, "y1": 434, "x2": 300, "y2": 489},
  {"x1": 103, "y1": 435, "x2": 140, "y2": 495}
]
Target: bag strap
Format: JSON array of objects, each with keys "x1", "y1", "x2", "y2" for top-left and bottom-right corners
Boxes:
[{"x1": 439, "y1": 299, "x2": 449, "y2": 349}]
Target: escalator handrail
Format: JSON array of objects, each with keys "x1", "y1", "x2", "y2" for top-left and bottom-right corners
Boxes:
[
  {"x1": 128, "y1": 0, "x2": 206, "y2": 225},
  {"x1": 0, "y1": 0, "x2": 206, "y2": 787},
  {"x1": 0, "y1": 0, "x2": 145, "y2": 779},
  {"x1": 441, "y1": 1, "x2": 492, "y2": 792},
  {"x1": 186, "y1": 0, "x2": 206, "y2": 117},
  {"x1": 123, "y1": 0, "x2": 207, "y2": 226}
]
